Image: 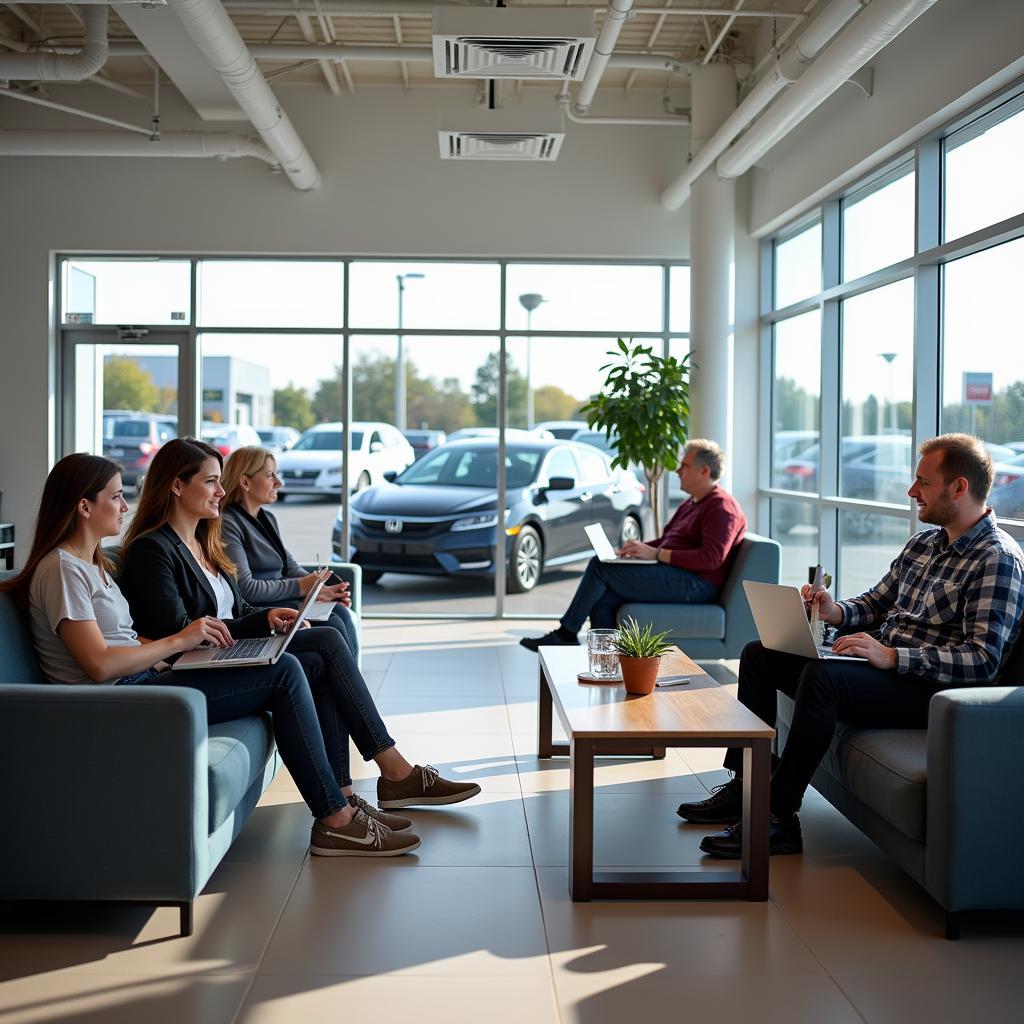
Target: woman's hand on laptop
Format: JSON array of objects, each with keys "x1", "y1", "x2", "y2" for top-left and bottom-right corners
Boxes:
[
  {"x1": 618, "y1": 540, "x2": 657, "y2": 560},
  {"x1": 268, "y1": 608, "x2": 309, "y2": 633},
  {"x1": 177, "y1": 616, "x2": 234, "y2": 652},
  {"x1": 831, "y1": 632, "x2": 897, "y2": 669},
  {"x1": 320, "y1": 580, "x2": 351, "y2": 607}
]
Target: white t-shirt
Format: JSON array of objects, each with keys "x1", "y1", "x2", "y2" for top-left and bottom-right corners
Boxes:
[
  {"x1": 29, "y1": 548, "x2": 140, "y2": 684},
  {"x1": 201, "y1": 563, "x2": 236, "y2": 619}
]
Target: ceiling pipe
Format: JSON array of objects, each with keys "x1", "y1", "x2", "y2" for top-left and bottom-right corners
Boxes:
[
  {"x1": 717, "y1": 0, "x2": 939, "y2": 178},
  {"x1": 661, "y1": 0, "x2": 867, "y2": 210},
  {"x1": 556, "y1": 86, "x2": 688, "y2": 126},
  {"x1": 222, "y1": 0, "x2": 486, "y2": 13},
  {"x1": 574, "y1": 0, "x2": 633, "y2": 116},
  {"x1": 0, "y1": 5, "x2": 107, "y2": 81},
  {"x1": 166, "y1": 0, "x2": 321, "y2": 190},
  {"x1": 0, "y1": 84, "x2": 153, "y2": 133},
  {"x1": 0, "y1": 128, "x2": 277, "y2": 164}
]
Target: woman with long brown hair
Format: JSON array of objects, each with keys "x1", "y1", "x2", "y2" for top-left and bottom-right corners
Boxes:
[
  {"x1": 120, "y1": 438, "x2": 480, "y2": 832},
  {"x1": 219, "y1": 445, "x2": 359, "y2": 659},
  {"x1": 4, "y1": 451, "x2": 420, "y2": 858}
]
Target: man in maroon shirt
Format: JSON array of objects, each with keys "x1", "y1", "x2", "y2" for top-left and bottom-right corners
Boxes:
[{"x1": 520, "y1": 439, "x2": 747, "y2": 651}]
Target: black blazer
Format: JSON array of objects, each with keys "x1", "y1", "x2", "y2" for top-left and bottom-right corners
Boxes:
[{"x1": 120, "y1": 523, "x2": 271, "y2": 641}]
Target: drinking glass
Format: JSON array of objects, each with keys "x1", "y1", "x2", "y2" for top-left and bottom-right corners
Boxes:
[{"x1": 587, "y1": 628, "x2": 621, "y2": 679}]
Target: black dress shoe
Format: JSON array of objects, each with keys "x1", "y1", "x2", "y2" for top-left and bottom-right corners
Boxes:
[
  {"x1": 676, "y1": 778, "x2": 743, "y2": 824},
  {"x1": 519, "y1": 630, "x2": 579, "y2": 653},
  {"x1": 699, "y1": 814, "x2": 803, "y2": 859}
]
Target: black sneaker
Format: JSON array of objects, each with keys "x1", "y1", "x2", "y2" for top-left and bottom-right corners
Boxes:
[
  {"x1": 519, "y1": 630, "x2": 579, "y2": 653},
  {"x1": 699, "y1": 814, "x2": 803, "y2": 859},
  {"x1": 676, "y1": 778, "x2": 743, "y2": 824}
]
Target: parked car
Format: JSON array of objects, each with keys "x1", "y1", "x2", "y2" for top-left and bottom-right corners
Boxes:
[
  {"x1": 403, "y1": 429, "x2": 447, "y2": 460},
  {"x1": 330, "y1": 438, "x2": 651, "y2": 592},
  {"x1": 533, "y1": 419, "x2": 588, "y2": 440},
  {"x1": 276, "y1": 421, "x2": 415, "y2": 499},
  {"x1": 102, "y1": 411, "x2": 177, "y2": 492},
  {"x1": 446, "y1": 426, "x2": 554, "y2": 441},
  {"x1": 201, "y1": 422, "x2": 263, "y2": 458},
  {"x1": 255, "y1": 425, "x2": 300, "y2": 453}
]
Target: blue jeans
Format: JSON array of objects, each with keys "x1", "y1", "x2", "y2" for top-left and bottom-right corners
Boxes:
[
  {"x1": 288, "y1": 626, "x2": 394, "y2": 787},
  {"x1": 136, "y1": 655, "x2": 348, "y2": 819},
  {"x1": 561, "y1": 556, "x2": 718, "y2": 632},
  {"x1": 254, "y1": 599, "x2": 360, "y2": 661}
]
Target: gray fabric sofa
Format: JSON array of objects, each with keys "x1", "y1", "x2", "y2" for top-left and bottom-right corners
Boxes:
[
  {"x1": 0, "y1": 562, "x2": 361, "y2": 937},
  {"x1": 616, "y1": 532, "x2": 781, "y2": 659},
  {"x1": 776, "y1": 633, "x2": 1024, "y2": 938}
]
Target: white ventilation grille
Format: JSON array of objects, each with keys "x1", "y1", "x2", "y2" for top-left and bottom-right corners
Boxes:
[
  {"x1": 438, "y1": 110, "x2": 566, "y2": 162},
  {"x1": 433, "y1": 9, "x2": 596, "y2": 81}
]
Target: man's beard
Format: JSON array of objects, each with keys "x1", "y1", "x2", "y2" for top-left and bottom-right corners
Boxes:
[{"x1": 919, "y1": 490, "x2": 955, "y2": 526}]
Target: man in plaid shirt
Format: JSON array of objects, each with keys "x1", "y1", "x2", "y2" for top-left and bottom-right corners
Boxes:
[{"x1": 677, "y1": 433, "x2": 1024, "y2": 859}]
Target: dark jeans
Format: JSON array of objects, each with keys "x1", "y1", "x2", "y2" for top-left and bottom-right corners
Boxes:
[
  {"x1": 257, "y1": 598, "x2": 360, "y2": 660},
  {"x1": 288, "y1": 625, "x2": 394, "y2": 787},
  {"x1": 726, "y1": 641, "x2": 946, "y2": 818},
  {"x1": 561, "y1": 556, "x2": 718, "y2": 632},
  {"x1": 137, "y1": 655, "x2": 347, "y2": 819}
]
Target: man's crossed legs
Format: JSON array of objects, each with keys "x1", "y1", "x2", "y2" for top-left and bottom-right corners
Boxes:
[{"x1": 678, "y1": 641, "x2": 945, "y2": 857}]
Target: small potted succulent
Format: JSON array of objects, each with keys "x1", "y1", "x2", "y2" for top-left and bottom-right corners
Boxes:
[{"x1": 612, "y1": 618, "x2": 674, "y2": 696}]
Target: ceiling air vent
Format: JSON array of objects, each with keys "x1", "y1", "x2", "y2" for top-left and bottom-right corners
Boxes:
[
  {"x1": 432, "y1": 9, "x2": 596, "y2": 81},
  {"x1": 438, "y1": 111, "x2": 565, "y2": 162}
]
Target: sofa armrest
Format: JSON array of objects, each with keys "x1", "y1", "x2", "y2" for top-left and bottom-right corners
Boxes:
[
  {"x1": 0, "y1": 684, "x2": 210, "y2": 902},
  {"x1": 303, "y1": 562, "x2": 361, "y2": 615},
  {"x1": 925, "y1": 686, "x2": 1024, "y2": 911}
]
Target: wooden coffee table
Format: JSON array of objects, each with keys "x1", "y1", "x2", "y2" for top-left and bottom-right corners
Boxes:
[{"x1": 537, "y1": 645, "x2": 775, "y2": 902}]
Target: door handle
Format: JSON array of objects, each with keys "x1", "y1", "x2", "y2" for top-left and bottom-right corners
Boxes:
[{"x1": 579, "y1": 491, "x2": 593, "y2": 502}]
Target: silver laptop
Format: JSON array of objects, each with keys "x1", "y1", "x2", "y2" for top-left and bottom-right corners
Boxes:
[
  {"x1": 173, "y1": 578, "x2": 326, "y2": 670},
  {"x1": 584, "y1": 523, "x2": 658, "y2": 565},
  {"x1": 743, "y1": 581, "x2": 866, "y2": 662}
]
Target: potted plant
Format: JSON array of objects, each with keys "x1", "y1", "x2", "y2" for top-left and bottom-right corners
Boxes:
[
  {"x1": 613, "y1": 618, "x2": 674, "y2": 696},
  {"x1": 579, "y1": 338, "x2": 691, "y2": 533}
]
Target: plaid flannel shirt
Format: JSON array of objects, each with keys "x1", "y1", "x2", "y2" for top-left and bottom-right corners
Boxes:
[{"x1": 836, "y1": 511, "x2": 1024, "y2": 686}]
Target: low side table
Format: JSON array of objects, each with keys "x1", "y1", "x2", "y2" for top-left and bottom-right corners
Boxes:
[{"x1": 537, "y1": 645, "x2": 775, "y2": 902}]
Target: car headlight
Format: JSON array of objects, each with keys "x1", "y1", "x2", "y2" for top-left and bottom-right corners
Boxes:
[{"x1": 451, "y1": 513, "x2": 499, "y2": 532}]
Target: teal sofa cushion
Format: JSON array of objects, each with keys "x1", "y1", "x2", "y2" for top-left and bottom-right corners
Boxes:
[{"x1": 207, "y1": 712, "x2": 276, "y2": 833}]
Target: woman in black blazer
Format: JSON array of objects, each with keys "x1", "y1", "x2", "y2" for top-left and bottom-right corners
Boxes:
[
  {"x1": 121, "y1": 439, "x2": 480, "y2": 841},
  {"x1": 219, "y1": 447, "x2": 358, "y2": 659}
]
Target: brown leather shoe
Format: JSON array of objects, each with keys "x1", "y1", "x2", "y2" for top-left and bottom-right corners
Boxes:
[
  {"x1": 310, "y1": 809, "x2": 421, "y2": 857},
  {"x1": 349, "y1": 793, "x2": 414, "y2": 832},
  {"x1": 377, "y1": 764, "x2": 482, "y2": 809}
]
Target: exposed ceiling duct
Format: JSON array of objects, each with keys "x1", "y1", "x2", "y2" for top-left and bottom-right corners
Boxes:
[
  {"x1": 438, "y1": 110, "x2": 565, "y2": 161},
  {"x1": 0, "y1": 6, "x2": 108, "y2": 82},
  {"x1": 716, "y1": 0, "x2": 939, "y2": 178},
  {"x1": 431, "y1": 8, "x2": 596, "y2": 81},
  {"x1": 573, "y1": 0, "x2": 634, "y2": 115},
  {"x1": 165, "y1": 0, "x2": 321, "y2": 189},
  {"x1": 0, "y1": 128, "x2": 277, "y2": 164},
  {"x1": 660, "y1": 0, "x2": 926, "y2": 210}
]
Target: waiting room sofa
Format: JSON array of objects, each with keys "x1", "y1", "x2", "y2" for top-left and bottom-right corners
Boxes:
[
  {"x1": 776, "y1": 633, "x2": 1024, "y2": 939},
  {"x1": 0, "y1": 563, "x2": 361, "y2": 937},
  {"x1": 616, "y1": 532, "x2": 781, "y2": 659}
]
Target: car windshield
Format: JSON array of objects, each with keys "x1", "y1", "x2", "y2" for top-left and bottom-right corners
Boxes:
[
  {"x1": 256, "y1": 430, "x2": 275, "y2": 442},
  {"x1": 111, "y1": 420, "x2": 152, "y2": 438},
  {"x1": 292, "y1": 431, "x2": 363, "y2": 451},
  {"x1": 398, "y1": 446, "x2": 542, "y2": 488}
]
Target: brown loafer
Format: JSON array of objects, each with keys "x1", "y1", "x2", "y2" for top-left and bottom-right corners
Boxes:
[{"x1": 377, "y1": 764, "x2": 482, "y2": 809}]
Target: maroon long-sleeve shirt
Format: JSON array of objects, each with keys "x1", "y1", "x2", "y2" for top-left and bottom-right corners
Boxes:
[{"x1": 652, "y1": 486, "x2": 747, "y2": 591}]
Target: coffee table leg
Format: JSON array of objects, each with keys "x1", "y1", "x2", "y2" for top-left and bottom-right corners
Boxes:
[
  {"x1": 741, "y1": 740, "x2": 771, "y2": 901},
  {"x1": 538, "y1": 664, "x2": 554, "y2": 758},
  {"x1": 569, "y1": 738, "x2": 594, "y2": 901}
]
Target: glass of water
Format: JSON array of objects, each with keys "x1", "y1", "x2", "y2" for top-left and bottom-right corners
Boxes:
[{"x1": 587, "y1": 629, "x2": 621, "y2": 679}]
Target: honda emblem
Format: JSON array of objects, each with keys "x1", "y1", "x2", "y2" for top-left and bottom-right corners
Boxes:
[{"x1": 385, "y1": 519, "x2": 404, "y2": 534}]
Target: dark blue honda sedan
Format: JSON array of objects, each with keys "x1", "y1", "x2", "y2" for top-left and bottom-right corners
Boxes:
[{"x1": 331, "y1": 438, "x2": 651, "y2": 593}]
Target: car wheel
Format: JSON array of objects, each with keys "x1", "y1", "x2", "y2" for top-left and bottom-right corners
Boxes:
[
  {"x1": 355, "y1": 471, "x2": 371, "y2": 492},
  {"x1": 361, "y1": 569, "x2": 383, "y2": 585},
  {"x1": 507, "y1": 526, "x2": 543, "y2": 594},
  {"x1": 619, "y1": 514, "x2": 642, "y2": 546}
]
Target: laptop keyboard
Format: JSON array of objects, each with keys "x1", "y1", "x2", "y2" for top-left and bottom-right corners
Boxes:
[{"x1": 210, "y1": 637, "x2": 276, "y2": 662}]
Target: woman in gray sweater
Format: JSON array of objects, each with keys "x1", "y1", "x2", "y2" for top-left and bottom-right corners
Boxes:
[{"x1": 220, "y1": 446, "x2": 359, "y2": 658}]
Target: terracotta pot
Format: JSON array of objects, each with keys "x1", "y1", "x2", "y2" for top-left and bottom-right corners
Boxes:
[{"x1": 618, "y1": 655, "x2": 662, "y2": 696}]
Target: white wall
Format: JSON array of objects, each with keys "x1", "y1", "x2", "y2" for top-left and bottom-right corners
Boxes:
[
  {"x1": 745, "y1": 0, "x2": 1024, "y2": 237},
  {"x1": 0, "y1": 84, "x2": 695, "y2": 558}
]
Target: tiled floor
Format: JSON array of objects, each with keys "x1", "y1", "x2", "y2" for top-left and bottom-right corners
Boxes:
[{"x1": 3, "y1": 619, "x2": 1024, "y2": 1023}]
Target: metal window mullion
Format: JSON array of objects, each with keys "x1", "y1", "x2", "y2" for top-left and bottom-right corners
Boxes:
[
  {"x1": 341, "y1": 262, "x2": 351, "y2": 563},
  {"x1": 916, "y1": 136, "x2": 941, "y2": 254},
  {"x1": 820, "y1": 295, "x2": 840, "y2": 582},
  {"x1": 822, "y1": 199, "x2": 841, "y2": 291},
  {"x1": 495, "y1": 263, "x2": 507, "y2": 618},
  {"x1": 913, "y1": 263, "x2": 941, "y2": 535}
]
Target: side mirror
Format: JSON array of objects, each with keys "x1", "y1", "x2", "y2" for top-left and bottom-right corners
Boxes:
[
  {"x1": 546, "y1": 476, "x2": 576, "y2": 491},
  {"x1": 383, "y1": 470, "x2": 398, "y2": 483},
  {"x1": 369, "y1": 441, "x2": 383, "y2": 453}
]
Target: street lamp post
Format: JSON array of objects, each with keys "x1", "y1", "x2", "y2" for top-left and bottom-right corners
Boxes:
[
  {"x1": 396, "y1": 272, "x2": 425, "y2": 431},
  {"x1": 879, "y1": 351, "x2": 898, "y2": 433},
  {"x1": 518, "y1": 292, "x2": 545, "y2": 428}
]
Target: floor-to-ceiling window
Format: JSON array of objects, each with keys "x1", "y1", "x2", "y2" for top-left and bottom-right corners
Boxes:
[
  {"x1": 760, "y1": 84, "x2": 1024, "y2": 594},
  {"x1": 59, "y1": 257, "x2": 689, "y2": 617}
]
